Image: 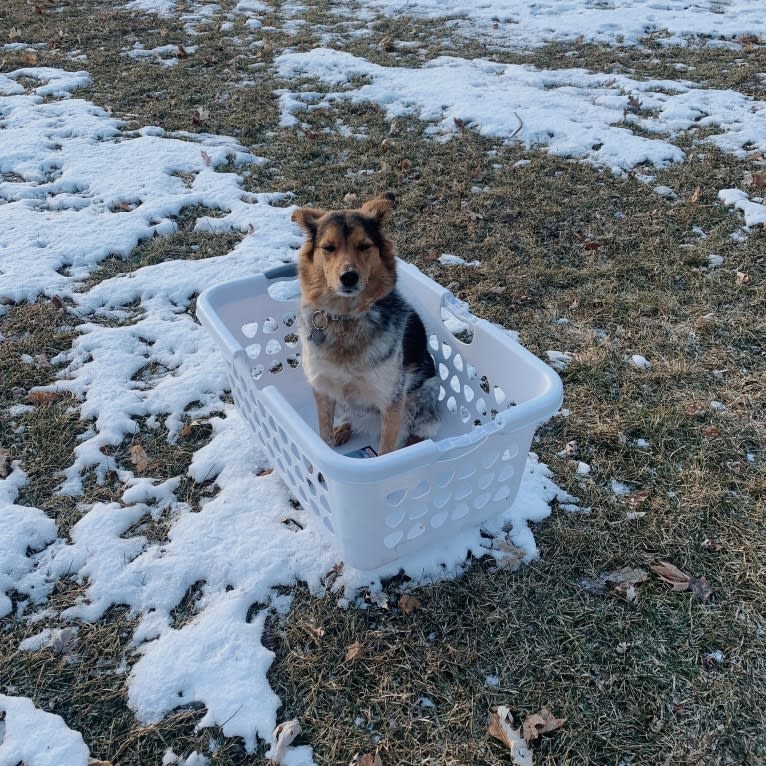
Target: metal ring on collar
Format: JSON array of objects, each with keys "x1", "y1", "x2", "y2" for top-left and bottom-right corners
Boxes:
[{"x1": 311, "y1": 310, "x2": 329, "y2": 331}]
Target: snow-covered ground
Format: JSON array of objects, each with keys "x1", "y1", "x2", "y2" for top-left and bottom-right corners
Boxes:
[{"x1": 1, "y1": 1, "x2": 765, "y2": 763}]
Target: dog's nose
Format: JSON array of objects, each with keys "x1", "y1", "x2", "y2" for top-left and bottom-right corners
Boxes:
[{"x1": 340, "y1": 270, "x2": 359, "y2": 288}]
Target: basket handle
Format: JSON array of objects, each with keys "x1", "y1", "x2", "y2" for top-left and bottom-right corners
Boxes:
[
  {"x1": 434, "y1": 417, "x2": 504, "y2": 461},
  {"x1": 441, "y1": 291, "x2": 480, "y2": 327},
  {"x1": 263, "y1": 263, "x2": 298, "y2": 280}
]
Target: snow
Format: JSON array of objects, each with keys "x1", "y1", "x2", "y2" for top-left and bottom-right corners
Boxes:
[
  {"x1": 317, "y1": 0, "x2": 766, "y2": 50},
  {"x1": 275, "y1": 48, "x2": 766, "y2": 175},
  {"x1": 1, "y1": 0, "x2": 764, "y2": 762}
]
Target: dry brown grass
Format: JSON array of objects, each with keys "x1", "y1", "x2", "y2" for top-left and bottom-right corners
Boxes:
[{"x1": 1, "y1": 0, "x2": 765, "y2": 764}]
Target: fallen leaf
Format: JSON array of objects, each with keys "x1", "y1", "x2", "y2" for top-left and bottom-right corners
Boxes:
[
  {"x1": 556, "y1": 440, "x2": 578, "y2": 458},
  {"x1": 651, "y1": 561, "x2": 713, "y2": 602},
  {"x1": 695, "y1": 312, "x2": 715, "y2": 327},
  {"x1": 580, "y1": 567, "x2": 648, "y2": 599},
  {"x1": 522, "y1": 708, "x2": 567, "y2": 743},
  {"x1": 192, "y1": 106, "x2": 210, "y2": 127},
  {"x1": 626, "y1": 489, "x2": 651, "y2": 507},
  {"x1": 367, "y1": 590, "x2": 389, "y2": 609},
  {"x1": 488, "y1": 706, "x2": 533, "y2": 766},
  {"x1": 27, "y1": 390, "x2": 63, "y2": 405},
  {"x1": 702, "y1": 539, "x2": 723, "y2": 553},
  {"x1": 176, "y1": 44, "x2": 188, "y2": 58},
  {"x1": 345, "y1": 641, "x2": 364, "y2": 662},
  {"x1": 700, "y1": 649, "x2": 725, "y2": 669},
  {"x1": 689, "y1": 576, "x2": 714, "y2": 603},
  {"x1": 49, "y1": 627, "x2": 79, "y2": 655},
  {"x1": 578, "y1": 576, "x2": 609, "y2": 597},
  {"x1": 605, "y1": 567, "x2": 649, "y2": 592},
  {"x1": 0, "y1": 449, "x2": 11, "y2": 479},
  {"x1": 88, "y1": 759, "x2": 113, "y2": 766},
  {"x1": 256, "y1": 467, "x2": 274, "y2": 477},
  {"x1": 23, "y1": 51, "x2": 38, "y2": 66},
  {"x1": 494, "y1": 539, "x2": 526, "y2": 571},
  {"x1": 398, "y1": 594, "x2": 421, "y2": 616},
  {"x1": 690, "y1": 185, "x2": 702, "y2": 203},
  {"x1": 651, "y1": 561, "x2": 691, "y2": 591},
  {"x1": 736, "y1": 271, "x2": 750, "y2": 285},
  {"x1": 322, "y1": 562, "x2": 344, "y2": 592},
  {"x1": 200, "y1": 149, "x2": 212, "y2": 166},
  {"x1": 129, "y1": 444, "x2": 150, "y2": 472},
  {"x1": 349, "y1": 753, "x2": 383, "y2": 766},
  {"x1": 269, "y1": 718, "x2": 301, "y2": 765},
  {"x1": 684, "y1": 403, "x2": 706, "y2": 417}
]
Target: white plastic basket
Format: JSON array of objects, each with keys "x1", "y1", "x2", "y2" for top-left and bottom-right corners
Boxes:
[{"x1": 196, "y1": 259, "x2": 563, "y2": 570}]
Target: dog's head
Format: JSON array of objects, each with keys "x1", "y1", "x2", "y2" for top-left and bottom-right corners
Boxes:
[{"x1": 292, "y1": 192, "x2": 397, "y2": 308}]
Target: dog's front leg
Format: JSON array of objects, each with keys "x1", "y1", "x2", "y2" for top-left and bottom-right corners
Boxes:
[
  {"x1": 314, "y1": 389, "x2": 352, "y2": 447},
  {"x1": 379, "y1": 398, "x2": 404, "y2": 455},
  {"x1": 313, "y1": 389, "x2": 337, "y2": 446}
]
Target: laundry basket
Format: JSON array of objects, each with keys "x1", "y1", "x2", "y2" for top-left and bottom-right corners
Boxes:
[{"x1": 196, "y1": 259, "x2": 563, "y2": 570}]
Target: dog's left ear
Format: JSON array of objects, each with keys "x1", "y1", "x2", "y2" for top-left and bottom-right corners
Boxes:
[
  {"x1": 292, "y1": 207, "x2": 326, "y2": 236},
  {"x1": 361, "y1": 192, "x2": 395, "y2": 225}
]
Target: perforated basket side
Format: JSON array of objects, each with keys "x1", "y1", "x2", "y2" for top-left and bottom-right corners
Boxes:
[
  {"x1": 228, "y1": 352, "x2": 341, "y2": 540},
  {"x1": 322, "y1": 423, "x2": 535, "y2": 569}
]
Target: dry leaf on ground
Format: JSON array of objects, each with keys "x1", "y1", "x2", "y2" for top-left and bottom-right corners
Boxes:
[
  {"x1": 49, "y1": 627, "x2": 79, "y2": 655},
  {"x1": 488, "y1": 706, "x2": 533, "y2": 766},
  {"x1": 349, "y1": 753, "x2": 383, "y2": 766},
  {"x1": 129, "y1": 444, "x2": 150, "y2": 472},
  {"x1": 345, "y1": 641, "x2": 364, "y2": 662},
  {"x1": 0, "y1": 449, "x2": 11, "y2": 478},
  {"x1": 398, "y1": 594, "x2": 421, "y2": 615},
  {"x1": 495, "y1": 540, "x2": 526, "y2": 571},
  {"x1": 26, "y1": 390, "x2": 63, "y2": 405},
  {"x1": 580, "y1": 567, "x2": 648, "y2": 599},
  {"x1": 322, "y1": 562, "x2": 344, "y2": 591},
  {"x1": 269, "y1": 719, "x2": 302, "y2": 765},
  {"x1": 651, "y1": 561, "x2": 713, "y2": 602},
  {"x1": 522, "y1": 707, "x2": 567, "y2": 743}
]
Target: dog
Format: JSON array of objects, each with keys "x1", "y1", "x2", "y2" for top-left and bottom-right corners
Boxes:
[{"x1": 292, "y1": 192, "x2": 440, "y2": 455}]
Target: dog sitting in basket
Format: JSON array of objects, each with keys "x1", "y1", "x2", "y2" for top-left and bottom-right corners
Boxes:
[{"x1": 292, "y1": 192, "x2": 440, "y2": 456}]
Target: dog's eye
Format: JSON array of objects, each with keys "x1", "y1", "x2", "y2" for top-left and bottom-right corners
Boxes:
[
  {"x1": 358, "y1": 242, "x2": 372, "y2": 252},
  {"x1": 321, "y1": 243, "x2": 336, "y2": 253}
]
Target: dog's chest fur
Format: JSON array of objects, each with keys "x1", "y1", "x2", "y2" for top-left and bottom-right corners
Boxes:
[{"x1": 299, "y1": 290, "x2": 417, "y2": 412}]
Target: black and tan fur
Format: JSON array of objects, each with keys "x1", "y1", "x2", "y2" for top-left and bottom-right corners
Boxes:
[{"x1": 292, "y1": 193, "x2": 440, "y2": 455}]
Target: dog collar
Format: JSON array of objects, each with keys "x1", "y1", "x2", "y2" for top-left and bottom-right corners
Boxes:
[{"x1": 311, "y1": 309, "x2": 355, "y2": 331}]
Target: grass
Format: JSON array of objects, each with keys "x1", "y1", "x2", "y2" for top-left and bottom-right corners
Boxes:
[{"x1": 1, "y1": 0, "x2": 765, "y2": 764}]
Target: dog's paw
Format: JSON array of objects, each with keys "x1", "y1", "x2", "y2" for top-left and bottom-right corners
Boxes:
[{"x1": 333, "y1": 422, "x2": 352, "y2": 446}]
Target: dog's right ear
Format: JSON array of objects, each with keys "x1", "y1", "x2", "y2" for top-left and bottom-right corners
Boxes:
[{"x1": 291, "y1": 207, "x2": 326, "y2": 237}]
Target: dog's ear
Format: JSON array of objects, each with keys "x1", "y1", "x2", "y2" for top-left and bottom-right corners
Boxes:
[
  {"x1": 291, "y1": 207, "x2": 326, "y2": 237},
  {"x1": 361, "y1": 192, "x2": 395, "y2": 225}
]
